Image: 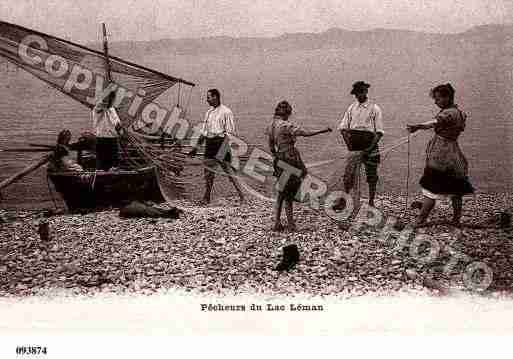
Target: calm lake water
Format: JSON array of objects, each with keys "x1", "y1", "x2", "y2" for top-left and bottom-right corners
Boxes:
[{"x1": 1, "y1": 45, "x2": 511, "y2": 208}]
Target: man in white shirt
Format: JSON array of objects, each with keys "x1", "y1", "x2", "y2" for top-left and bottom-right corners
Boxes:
[
  {"x1": 189, "y1": 89, "x2": 245, "y2": 205},
  {"x1": 92, "y1": 91, "x2": 123, "y2": 171},
  {"x1": 336, "y1": 81, "x2": 384, "y2": 208}
]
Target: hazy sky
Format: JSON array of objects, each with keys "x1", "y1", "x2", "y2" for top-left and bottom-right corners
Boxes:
[{"x1": 1, "y1": 0, "x2": 511, "y2": 41}]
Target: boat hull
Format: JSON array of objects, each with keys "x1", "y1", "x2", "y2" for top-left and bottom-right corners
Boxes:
[{"x1": 48, "y1": 166, "x2": 166, "y2": 211}]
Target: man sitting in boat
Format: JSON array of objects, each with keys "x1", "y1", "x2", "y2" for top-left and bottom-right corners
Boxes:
[
  {"x1": 47, "y1": 130, "x2": 84, "y2": 173},
  {"x1": 92, "y1": 91, "x2": 123, "y2": 171}
]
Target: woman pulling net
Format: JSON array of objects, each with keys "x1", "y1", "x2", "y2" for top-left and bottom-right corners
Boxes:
[
  {"x1": 407, "y1": 83, "x2": 474, "y2": 228},
  {"x1": 266, "y1": 100, "x2": 331, "y2": 232}
]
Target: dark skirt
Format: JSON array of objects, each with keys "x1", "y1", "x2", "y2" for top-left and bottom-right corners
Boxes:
[
  {"x1": 420, "y1": 167, "x2": 474, "y2": 196},
  {"x1": 420, "y1": 135, "x2": 474, "y2": 196},
  {"x1": 273, "y1": 146, "x2": 307, "y2": 201},
  {"x1": 204, "y1": 136, "x2": 232, "y2": 163}
]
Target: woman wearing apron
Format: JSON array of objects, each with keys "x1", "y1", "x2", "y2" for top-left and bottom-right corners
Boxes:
[
  {"x1": 266, "y1": 101, "x2": 331, "y2": 232},
  {"x1": 407, "y1": 83, "x2": 474, "y2": 228}
]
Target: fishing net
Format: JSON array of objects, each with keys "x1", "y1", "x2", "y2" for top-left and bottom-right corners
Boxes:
[
  {"x1": 0, "y1": 20, "x2": 196, "y2": 201},
  {"x1": 321, "y1": 131, "x2": 425, "y2": 217},
  {"x1": 325, "y1": 152, "x2": 363, "y2": 217},
  {"x1": 121, "y1": 130, "x2": 192, "y2": 200},
  {"x1": 0, "y1": 21, "x2": 191, "y2": 128}
]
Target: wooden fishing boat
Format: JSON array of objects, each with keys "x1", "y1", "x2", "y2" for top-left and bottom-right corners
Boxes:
[
  {"x1": 0, "y1": 21, "x2": 195, "y2": 211},
  {"x1": 47, "y1": 166, "x2": 165, "y2": 211}
]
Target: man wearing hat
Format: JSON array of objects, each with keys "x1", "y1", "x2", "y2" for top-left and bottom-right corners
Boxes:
[{"x1": 336, "y1": 81, "x2": 384, "y2": 208}]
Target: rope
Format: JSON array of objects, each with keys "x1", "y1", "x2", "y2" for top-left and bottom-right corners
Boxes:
[
  {"x1": 182, "y1": 86, "x2": 194, "y2": 119},
  {"x1": 183, "y1": 129, "x2": 421, "y2": 232},
  {"x1": 189, "y1": 132, "x2": 420, "y2": 192},
  {"x1": 304, "y1": 131, "x2": 421, "y2": 171},
  {"x1": 91, "y1": 170, "x2": 97, "y2": 191},
  {"x1": 304, "y1": 132, "x2": 416, "y2": 228},
  {"x1": 46, "y1": 174, "x2": 59, "y2": 211},
  {"x1": 145, "y1": 115, "x2": 422, "y2": 205},
  {"x1": 405, "y1": 133, "x2": 411, "y2": 215},
  {"x1": 122, "y1": 131, "x2": 192, "y2": 196},
  {"x1": 177, "y1": 82, "x2": 181, "y2": 107}
]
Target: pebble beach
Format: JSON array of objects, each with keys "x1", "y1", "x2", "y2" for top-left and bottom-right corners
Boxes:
[{"x1": 1, "y1": 193, "x2": 511, "y2": 298}]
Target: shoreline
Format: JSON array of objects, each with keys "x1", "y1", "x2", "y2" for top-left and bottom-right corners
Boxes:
[{"x1": 1, "y1": 189, "x2": 512, "y2": 211}]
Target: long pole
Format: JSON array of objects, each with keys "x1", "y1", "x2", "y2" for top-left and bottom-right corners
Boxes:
[
  {"x1": 0, "y1": 154, "x2": 52, "y2": 191},
  {"x1": 102, "y1": 23, "x2": 112, "y2": 83}
]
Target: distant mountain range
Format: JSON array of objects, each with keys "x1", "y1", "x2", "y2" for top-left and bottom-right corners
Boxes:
[{"x1": 109, "y1": 24, "x2": 513, "y2": 55}]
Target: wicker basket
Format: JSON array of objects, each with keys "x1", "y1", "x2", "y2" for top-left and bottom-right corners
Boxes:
[{"x1": 341, "y1": 129, "x2": 376, "y2": 151}]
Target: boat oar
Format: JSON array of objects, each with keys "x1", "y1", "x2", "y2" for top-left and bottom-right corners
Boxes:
[
  {"x1": 0, "y1": 148, "x2": 54, "y2": 153},
  {"x1": 29, "y1": 143, "x2": 55, "y2": 149},
  {"x1": 0, "y1": 154, "x2": 52, "y2": 191}
]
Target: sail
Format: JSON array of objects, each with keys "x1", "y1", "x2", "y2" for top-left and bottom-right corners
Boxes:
[{"x1": 0, "y1": 20, "x2": 194, "y2": 128}]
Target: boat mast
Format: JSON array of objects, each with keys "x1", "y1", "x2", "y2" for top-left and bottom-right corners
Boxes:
[{"x1": 102, "y1": 23, "x2": 112, "y2": 82}]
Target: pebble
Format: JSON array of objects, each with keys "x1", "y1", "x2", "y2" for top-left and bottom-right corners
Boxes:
[
  {"x1": 0, "y1": 193, "x2": 512, "y2": 297},
  {"x1": 405, "y1": 269, "x2": 418, "y2": 280}
]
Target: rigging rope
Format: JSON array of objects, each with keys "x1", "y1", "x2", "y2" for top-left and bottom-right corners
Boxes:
[{"x1": 177, "y1": 82, "x2": 181, "y2": 107}]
